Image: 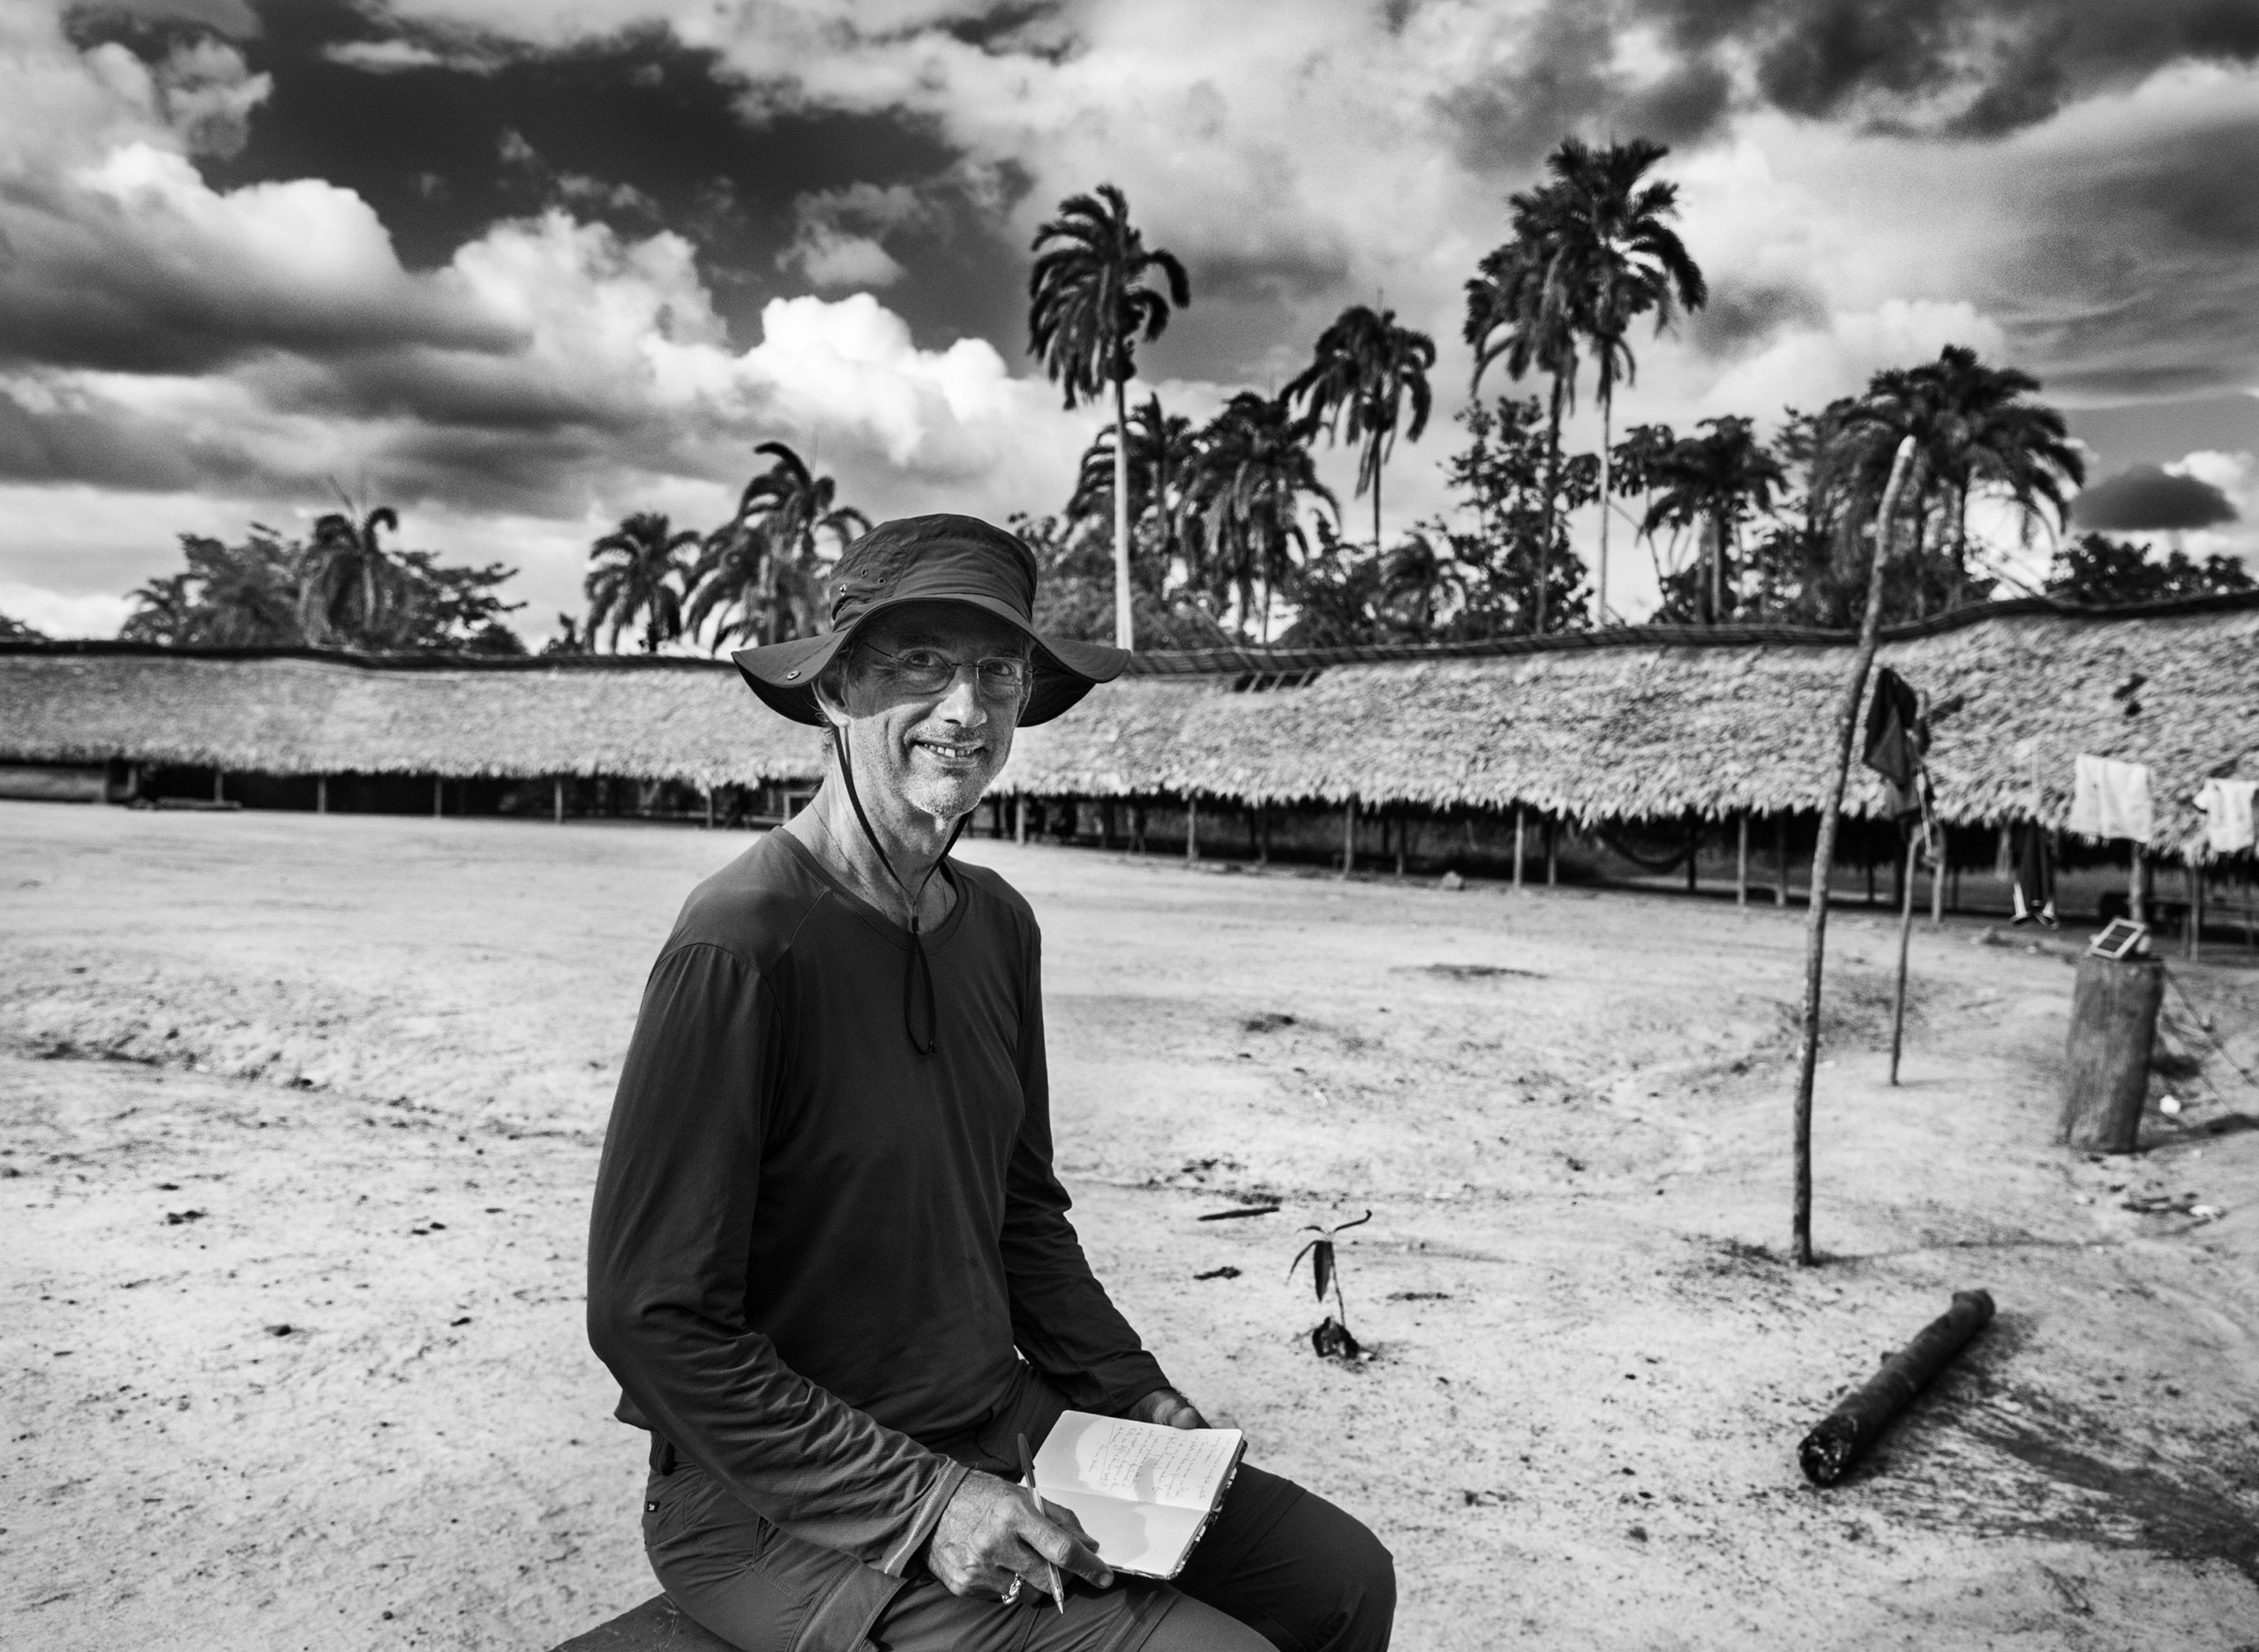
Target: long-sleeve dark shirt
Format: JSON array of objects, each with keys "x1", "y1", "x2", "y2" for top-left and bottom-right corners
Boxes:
[{"x1": 587, "y1": 830, "x2": 1167, "y2": 1576}]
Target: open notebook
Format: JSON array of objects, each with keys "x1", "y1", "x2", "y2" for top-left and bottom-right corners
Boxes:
[{"x1": 1032, "y1": 1411, "x2": 1247, "y2": 1581}]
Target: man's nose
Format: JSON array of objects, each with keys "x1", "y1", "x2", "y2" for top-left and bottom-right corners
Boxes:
[{"x1": 932, "y1": 666, "x2": 989, "y2": 725}]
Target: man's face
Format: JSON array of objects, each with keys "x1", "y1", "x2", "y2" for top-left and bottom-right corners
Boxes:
[{"x1": 827, "y1": 603, "x2": 1030, "y2": 824}]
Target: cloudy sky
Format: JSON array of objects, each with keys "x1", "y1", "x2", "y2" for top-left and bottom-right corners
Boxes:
[{"x1": 4, "y1": 0, "x2": 2257, "y2": 639}]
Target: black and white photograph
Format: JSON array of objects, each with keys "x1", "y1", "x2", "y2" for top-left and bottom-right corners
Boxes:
[{"x1": 4, "y1": 2, "x2": 2258, "y2": 1648}]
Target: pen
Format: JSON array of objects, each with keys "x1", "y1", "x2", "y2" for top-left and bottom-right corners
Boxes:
[{"x1": 1017, "y1": 1431, "x2": 1067, "y2": 1615}]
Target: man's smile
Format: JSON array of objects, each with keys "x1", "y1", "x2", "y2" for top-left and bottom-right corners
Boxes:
[{"x1": 911, "y1": 737, "x2": 987, "y2": 763}]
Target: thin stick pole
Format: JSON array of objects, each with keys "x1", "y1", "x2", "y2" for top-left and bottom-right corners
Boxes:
[
  {"x1": 1513, "y1": 806, "x2": 1526, "y2": 889},
  {"x1": 1686, "y1": 817, "x2": 1699, "y2": 894},
  {"x1": 1187, "y1": 794, "x2": 1199, "y2": 863},
  {"x1": 1341, "y1": 798, "x2": 1356, "y2": 877},
  {"x1": 433, "y1": 777, "x2": 443, "y2": 818},
  {"x1": 1793, "y1": 434, "x2": 1919, "y2": 1267},
  {"x1": 1890, "y1": 830, "x2": 1918, "y2": 1085},
  {"x1": 1930, "y1": 832, "x2": 1946, "y2": 927},
  {"x1": 1255, "y1": 805, "x2": 1267, "y2": 867},
  {"x1": 1546, "y1": 815, "x2": 1558, "y2": 886},
  {"x1": 2188, "y1": 859, "x2": 2203, "y2": 962},
  {"x1": 704, "y1": 787, "x2": 715, "y2": 830},
  {"x1": 1395, "y1": 814, "x2": 1406, "y2": 878},
  {"x1": 1737, "y1": 814, "x2": 1749, "y2": 907},
  {"x1": 1775, "y1": 815, "x2": 1789, "y2": 907},
  {"x1": 317, "y1": 777, "x2": 328, "y2": 815},
  {"x1": 214, "y1": 769, "x2": 225, "y2": 804},
  {"x1": 553, "y1": 776, "x2": 565, "y2": 823},
  {"x1": 1015, "y1": 796, "x2": 1026, "y2": 844}
]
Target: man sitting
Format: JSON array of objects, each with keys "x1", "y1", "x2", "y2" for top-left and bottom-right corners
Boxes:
[{"x1": 587, "y1": 515, "x2": 1394, "y2": 1652}]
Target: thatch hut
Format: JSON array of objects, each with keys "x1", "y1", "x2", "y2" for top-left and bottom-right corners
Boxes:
[{"x1": 3, "y1": 593, "x2": 2253, "y2": 867}]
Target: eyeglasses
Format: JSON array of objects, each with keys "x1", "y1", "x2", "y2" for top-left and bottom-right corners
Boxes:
[{"x1": 857, "y1": 642, "x2": 1032, "y2": 698}]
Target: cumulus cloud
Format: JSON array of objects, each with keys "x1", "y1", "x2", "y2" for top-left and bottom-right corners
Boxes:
[
  {"x1": 777, "y1": 183, "x2": 929, "y2": 289},
  {"x1": 2072, "y1": 463, "x2": 2239, "y2": 532}
]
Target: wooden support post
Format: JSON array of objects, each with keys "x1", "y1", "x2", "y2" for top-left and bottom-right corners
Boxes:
[
  {"x1": 433, "y1": 777, "x2": 444, "y2": 818},
  {"x1": 1341, "y1": 798, "x2": 1356, "y2": 877},
  {"x1": 2188, "y1": 860, "x2": 2204, "y2": 962},
  {"x1": 2129, "y1": 843, "x2": 2146, "y2": 925},
  {"x1": 1890, "y1": 830, "x2": 1919, "y2": 1085},
  {"x1": 2059, "y1": 954, "x2": 2165, "y2": 1152},
  {"x1": 1737, "y1": 814, "x2": 1749, "y2": 907},
  {"x1": 1133, "y1": 804, "x2": 1146, "y2": 855},
  {"x1": 214, "y1": 769, "x2": 225, "y2": 804},
  {"x1": 1394, "y1": 814, "x2": 1406, "y2": 879},
  {"x1": 1686, "y1": 817, "x2": 1700, "y2": 894},
  {"x1": 1015, "y1": 796, "x2": 1026, "y2": 844},
  {"x1": 1930, "y1": 834, "x2": 1945, "y2": 927},
  {"x1": 554, "y1": 777, "x2": 565, "y2": 823},
  {"x1": 1513, "y1": 806, "x2": 1526, "y2": 889},
  {"x1": 1775, "y1": 815, "x2": 1789, "y2": 907},
  {"x1": 1099, "y1": 801, "x2": 1113, "y2": 851},
  {"x1": 1186, "y1": 795, "x2": 1199, "y2": 863},
  {"x1": 1546, "y1": 815, "x2": 1558, "y2": 886},
  {"x1": 317, "y1": 777, "x2": 328, "y2": 815},
  {"x1": 1255, "y1": 806, "x2": 1268, "y2": 867}
]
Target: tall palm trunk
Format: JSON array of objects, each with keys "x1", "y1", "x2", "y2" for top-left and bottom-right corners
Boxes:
[
  {"x1": 1535, "y1": 372, "x2": 1565, "y2": 634},
  {"x1": 1597, "y1": 392, "x2": 1613, "y2": 627},
  {"x1": 1112, "y1": 376, "x2": 1134, "y2": 649},
  {"x1": 1707, "y1": 509, "x2": 1723, "y2": 624},
  {"x1": 1372, "y1": 451, "x2": 1384, "y2": 555},
  {"x1": 1951, "y1": 478, "x2": 1971, "y2": 611}
]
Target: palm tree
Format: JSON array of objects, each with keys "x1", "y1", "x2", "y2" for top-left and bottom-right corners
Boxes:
[
  {"x1": 1465, "y1": 184, "x2": 1581, "y2": 634},
  {"x1": 1543, "y1": 137, "x2": 1707, "y2": 626},
  {"x1": 1066, "y1": 394, "x2": 1197, "y2": 584},
  {"x1": 1027, "y1": 184, "x2": 1190, "y2": 649},
  {"x1": 688, "y1": 441, "x2": 868, "y2": 649},
  {"x1": 1378, "y1": 528, "x2": 1466, "y2": 637},
  {"x1": 1639, "y1": 417, "x2": 1786, "y2": 623},
  {"x1": 1178, "y1": 392, "x2": 1339, "y2": 640},
  {"x1": 585, "y1": 511, "x2": 699, "y2": 653},
  {"x1": 1285, "y1": 305, "x2": 1437, "y2": 552},
  {"x1": 1839, "y1": 346, "x2": 2082, "y2": 618},
  {"x1": 298, "y1": 504, "x2": 413, "y2": 648}
]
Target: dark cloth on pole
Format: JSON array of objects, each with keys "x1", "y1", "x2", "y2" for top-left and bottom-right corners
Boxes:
[
  {"x1": 642, "y1": 1363, "x2": 1395, "y2": 1652},
  {"x1": 587, "y1": 830, "x2": 1168, "y2": 1579},
  {"x1": 1861, "y1": 666, "x2": 1926, "y2": 791}
]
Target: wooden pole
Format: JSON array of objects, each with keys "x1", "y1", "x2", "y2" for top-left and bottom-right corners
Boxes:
[
  {"x1": 2189, "y1": 859, "x2": 2204, "y2": 962},
  {"x1": 1187, "y1": 794, "x2": 1199, "y2": 863},
  {"x1": 1930, "y1": 831, "x2": 1945, "y2": 927},
  {"x1": 1737, "y1": 813, "x2": 1749, "y2": 907},
  {"x1": 1775, "y1": 815, "x2": 1789, "y2": 907},
  {"x1": 1546, "y1": 815, "x2": 1558, "y2": 886},
  {"x1": 1890, "y1": 830, "x2": 1919, "y2": 1085},
  {"x1": 1099, "y1": 800, "x2": 1113, "y2": 851},
  {"x1": 1341, "y1": 798, "x2": 1356, "y2": 877},
  {"x1": 1799, "y1": 1290, "x2": 1995, "y2": 1485},
  {"x1": 1686, "y1": 817, "x2": 1700, "y2": 894},
  {"x1": 433, "y1": 777, "x2": 444, "y2": 818},
  {"x1": 1394, "y1": 814, "x2": 1406, "y2": 878},
  {"x1": 214, "y1": 769, "x2": 225, "y2": 804},
  {"x1": 1255, "y1": 805, "x2": 1268, "y2": 867},
  {"x1": 1513, "y1": 806, "x2": 1526, "y2": 889},
  {"x1": 1133, "y1": 804, "x2": 1146, "y2": 855},
  {"x1": 1792, "y1": 434, "x2": 1919, "y2": 1267},
  {"x1": 704, "y1": 788, "x2": 715, "y2": 830},
  {"x1": 554, "y1": 777, "x2": 565, "y2": 823},
  {"x1": 317, "y1": 777, "x2": 327, "y2": 815},
  {"x1": 1015, "y1": 796, "x2": 1026, "y2": 844},
  {"x1": 2128, "y1": 842, "x2": 2145, "y2": 924}
]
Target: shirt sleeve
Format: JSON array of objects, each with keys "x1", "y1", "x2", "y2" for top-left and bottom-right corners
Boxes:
[
  {"x1": 997, "y1": 924, "x2": 1172, "y2": 1415},
  {"x1": 586, "y1": 941, "x2": 967, "y2": 1573}
]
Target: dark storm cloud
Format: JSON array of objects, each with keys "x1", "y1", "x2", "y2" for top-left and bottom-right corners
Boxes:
[
  {"x1": 1985, "y1": 106, "x2": 2259, "y2": 396},
  {"x1": 125, "y1": 0, "x2": 1018, "y2": 352},
  {"x1": 2072, "y1": 465, "x2": 2239, "y2": 531},
  {"x1": 1688, "y1": 282, "x2": 1827, "y2": 357}
]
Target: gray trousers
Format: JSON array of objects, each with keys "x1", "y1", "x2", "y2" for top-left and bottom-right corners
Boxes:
[{"x1": 641, "y1": 1377, "x2": 1394, "y2": 1652}]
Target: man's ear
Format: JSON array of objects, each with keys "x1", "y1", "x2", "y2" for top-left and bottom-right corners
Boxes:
[{"x1": 812, "y1": 657, "x2": 853, "y2": 729}]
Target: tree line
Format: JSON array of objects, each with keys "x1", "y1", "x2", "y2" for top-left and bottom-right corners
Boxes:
[{"x1": 46, "y1": 133, "x2": 2244, "y2": 657}]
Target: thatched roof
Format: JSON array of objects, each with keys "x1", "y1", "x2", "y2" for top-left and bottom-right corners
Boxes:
[
  {"x1": 5, "y1": 592, "x2": 2254, "y2": 855},
  {"x1": 0, "y1": 648, "x2": 826, "y2": 791}
]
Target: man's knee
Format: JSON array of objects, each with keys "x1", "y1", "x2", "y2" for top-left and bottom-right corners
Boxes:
[{"x1": 1321, "y1": 1512, "x2": 1394, "y2": 1652}]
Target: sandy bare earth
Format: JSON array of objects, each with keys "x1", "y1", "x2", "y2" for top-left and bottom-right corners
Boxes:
[{"x1": 4, "y1": 800, "x2": 2257, "y2": 1652}]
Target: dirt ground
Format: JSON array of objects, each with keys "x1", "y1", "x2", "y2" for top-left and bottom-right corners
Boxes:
[{"x1": 4, "y1": 800, "x2": 2257, "y2": 1652}]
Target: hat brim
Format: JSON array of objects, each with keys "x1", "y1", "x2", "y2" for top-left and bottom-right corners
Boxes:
[{"x1": 731, "y1": 593, "x2": 1129, "y2": 728}]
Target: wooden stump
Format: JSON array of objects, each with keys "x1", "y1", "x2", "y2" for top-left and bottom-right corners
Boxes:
[{"x1": 2058, "y1": 953, "x2": 2164, "y2": 1153}]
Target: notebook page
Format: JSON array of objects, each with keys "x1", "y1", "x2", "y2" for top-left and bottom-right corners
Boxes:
[
  {"x1": 1034, "y1": 1413, "x2": 1245, "y2": 1511},
  {"x1": 1035, "y1": 1488, "x2": 1205, "y2": 1580}
]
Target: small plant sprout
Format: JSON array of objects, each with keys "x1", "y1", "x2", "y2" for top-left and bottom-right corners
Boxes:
[{"x1": 1289, "y1": 1208, "x2": 1372, "y2": 1360}]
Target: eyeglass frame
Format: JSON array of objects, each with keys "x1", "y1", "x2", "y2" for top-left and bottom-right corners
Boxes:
[{"x1": 852, "y1": 638, "x2": 1036, "y2": 700}]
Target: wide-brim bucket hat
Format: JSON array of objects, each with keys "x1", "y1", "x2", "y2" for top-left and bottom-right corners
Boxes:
[{"x1": 732, "y1": 514, "x2": 1128, "y2": 726}]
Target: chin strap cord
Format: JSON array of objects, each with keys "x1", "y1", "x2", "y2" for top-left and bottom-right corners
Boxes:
[{"x1": 829, "y1": 726, "x2": 968, "y2": 1055}]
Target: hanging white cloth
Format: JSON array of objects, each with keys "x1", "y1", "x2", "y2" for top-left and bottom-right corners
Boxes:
[
  {"x1": 2195, "y1": 777, "x2": 2257, "y2": 855},
  {"x1": 2068, "y1": 755, "x2": 2153, "y2": 843}
]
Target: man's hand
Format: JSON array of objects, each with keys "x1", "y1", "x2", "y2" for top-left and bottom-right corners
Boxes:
[
  {"x1": 1129, "y1": 1386, "x2": 1208, "y2": 1430},
  {"x1": 926, "y1": 1471, "x2": 1112, "y2": 1602}
]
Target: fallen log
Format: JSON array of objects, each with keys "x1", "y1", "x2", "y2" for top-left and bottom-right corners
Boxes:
[{"x1": 1797, "y1": 1288, "x2": 1995, "y2": 1486}]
